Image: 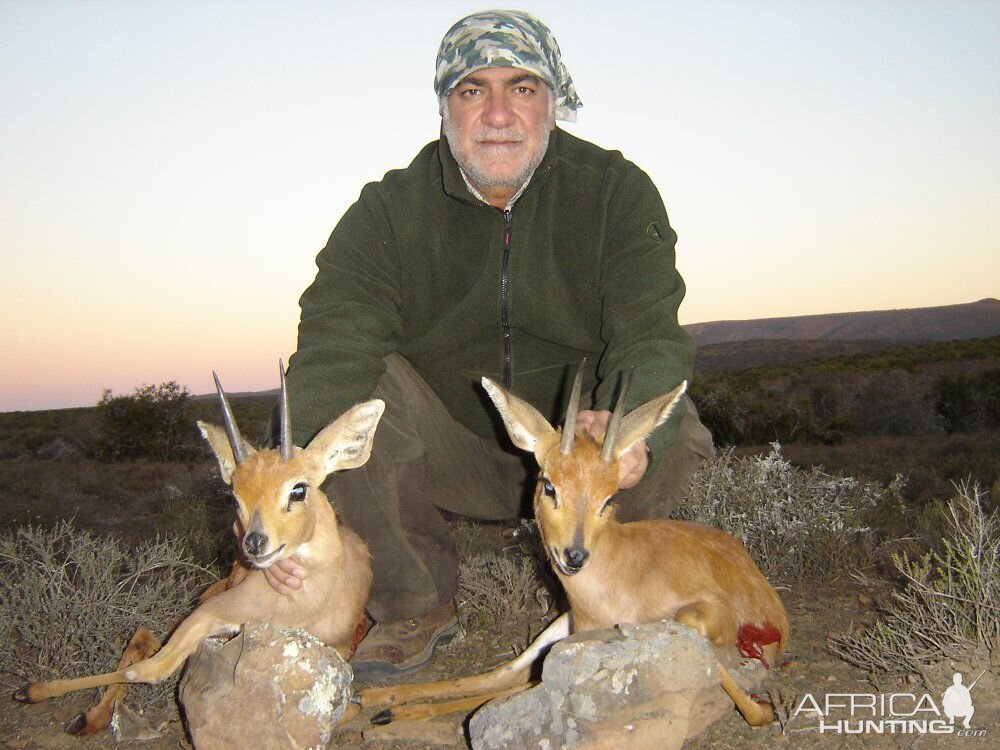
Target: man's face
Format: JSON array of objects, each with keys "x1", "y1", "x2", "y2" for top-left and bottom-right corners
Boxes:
[{"x1": 443, "y1": 67, "x2": 555, "y2": 198}]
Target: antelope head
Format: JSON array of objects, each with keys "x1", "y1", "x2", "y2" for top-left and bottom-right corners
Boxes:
[
  {"x1": 482, "y1": 365, "x2": 686, "y2": 577},
  {"x1": 198, "y1": 362, "x2": 384, "y2": 568}
]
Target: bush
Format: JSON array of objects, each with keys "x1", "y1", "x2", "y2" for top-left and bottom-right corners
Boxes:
[
  {"x1": 692, "y1": 382, "x2": 854, "y2": 447},
  {"x1": 458, "y1": 551, "x2": 543, "y2": 633},
  {"x1": 677, "y1": 444, "x2": 904, "y2": 582},
  {"x1": 0, "y1": 521, "x2": 217, "y2": 705},
  {"x1": 690, "y1": 385, "x2": 752, "y2": 446},
  {"x1": 828, "y1": 482, "x2": 998, "y2": 685},
  {"x1": 932, "y1": 370, "x2": 1000, "y2": 434},
  {"x1": 94, "y1": 381, "x2": 196, "y2": 461},
  {"x1": 850, "y1": 371, "x2": 940, "y2": 437}
]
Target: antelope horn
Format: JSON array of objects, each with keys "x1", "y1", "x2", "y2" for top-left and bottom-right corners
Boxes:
[
  {"x1": 601, "y1": 368, "x2": 634, "y2": 463},
  {"x1": 212, "y1": 371, "x2": 248, "y2": 465},
  {"x1": 560, "y1": 358, "x2": 586, "y2": 455},
  {"x1": 279, "y1": 359, "x2": 293, "y2": 461}
]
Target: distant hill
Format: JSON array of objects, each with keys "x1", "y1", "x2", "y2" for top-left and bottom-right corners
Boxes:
[
  {"x1": 685, "y1": 298, "x2": 1000, "y2": 346},
  {"x1": 195, "y1": 300, "x2": 999, "y2": 398},
  {"x1": 693, "y1": 339, "x2": 906, "y2": 374}
]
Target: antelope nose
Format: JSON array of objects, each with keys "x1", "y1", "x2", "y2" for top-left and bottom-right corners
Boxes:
[
  {"x1": 564, "y1": 547, "x2": 589, "y2": 571},
  {"x1": 244, "y1": 531, "x2": 267, "y2": 557}
]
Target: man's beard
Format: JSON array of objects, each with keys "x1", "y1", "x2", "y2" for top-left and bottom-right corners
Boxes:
[{"x1": 442, "y1": 101, "x2": 552, "y2": 191}]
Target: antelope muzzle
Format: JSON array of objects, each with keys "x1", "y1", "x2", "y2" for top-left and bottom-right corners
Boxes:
[{"x1": 557, "y1": 545, "x2": 590, "y2": 575}]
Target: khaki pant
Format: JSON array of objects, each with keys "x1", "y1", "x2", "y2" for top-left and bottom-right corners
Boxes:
[{"x1": 325, "y1": 354, "x2": 714, "y2": 622}]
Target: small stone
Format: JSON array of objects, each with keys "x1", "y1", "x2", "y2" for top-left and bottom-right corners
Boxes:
[{"x1": 112, "y1": 701, "x2": 161, "y2": 742}]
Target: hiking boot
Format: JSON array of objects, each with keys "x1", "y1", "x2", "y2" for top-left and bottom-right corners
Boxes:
[{"x1": 350, "y1": 600, "x2": 460, "y2": 682}]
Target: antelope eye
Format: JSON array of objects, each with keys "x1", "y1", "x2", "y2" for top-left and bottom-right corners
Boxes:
[
  {"x1": 287, "y1": 483, "x2": 307, "y2": 506},
  {"x1": 542, "y1": 480, "x2": 556, "y2": 498},
  {"x1": 599, "y1": 497, "x2": 615, "y2": 515}
]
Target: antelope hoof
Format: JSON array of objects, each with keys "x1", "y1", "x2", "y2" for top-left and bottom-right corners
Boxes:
[
  {"x1": 13, "y1": 684, "x2": 36, "y2": 703},
  {"x1": 755, "y1": 701, "x2": 775, "y2": 725},
  {"x1": 64, "y1": 713, "x2": 88, "y2": 736},
  {"x1": 371, "y1": 708, "x2": 394, "y2": 726}
]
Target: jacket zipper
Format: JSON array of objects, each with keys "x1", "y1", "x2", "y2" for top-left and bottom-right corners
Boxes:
[{"x1": 501, "y1": 208, "x2": 513, "y2": 389}]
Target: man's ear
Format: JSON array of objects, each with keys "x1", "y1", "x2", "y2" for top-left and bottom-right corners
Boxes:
[{"x1": 306, "y1": 399, "x2": 385, "y2": 476}]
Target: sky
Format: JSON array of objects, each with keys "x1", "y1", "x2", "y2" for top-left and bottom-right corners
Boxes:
[{"x1": 1, "y1": 0, "x2": 998, "y2": 412}]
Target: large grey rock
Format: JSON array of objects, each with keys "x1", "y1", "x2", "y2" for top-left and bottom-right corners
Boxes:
[
  {"x1": 179, "y1": 622, "x2": 353, "y2": 750},
  {"x1": 469, "y1": 620, "x2": 767, "y2": 750}
]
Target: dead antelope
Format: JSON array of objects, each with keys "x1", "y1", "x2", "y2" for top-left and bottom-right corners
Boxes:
[
  {"x1": 362, "y1": 366, "x2": 788, "y2": 728},
  {"x1": 14, "y1": 364, "x2": 381, "y2": 735}
]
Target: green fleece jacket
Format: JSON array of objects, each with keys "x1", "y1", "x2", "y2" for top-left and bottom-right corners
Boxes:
[{"x1": 286, "y1": 127, "x2": 695, "y2": 461}]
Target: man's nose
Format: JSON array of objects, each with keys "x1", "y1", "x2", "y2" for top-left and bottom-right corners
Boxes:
[{"x1": 482, "y1": 91, "x2": 516, "y2": 128}]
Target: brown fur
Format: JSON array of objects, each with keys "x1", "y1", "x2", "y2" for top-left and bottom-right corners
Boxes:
[
  {"x1": 362, "y1": 379, "x2": 788, "y2": 728},
  {"x1": 539, "y1": 434, "x2": 788, "y2": 652},
  {"x1": 15, "y1": 399, "x2": 383, "y2": 735}
]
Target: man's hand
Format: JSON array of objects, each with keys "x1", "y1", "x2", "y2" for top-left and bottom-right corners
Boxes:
[
  {"x1": 574, "y1": 409, "x2": 648, "y2": 489},
  {"x1": 263, "y1": 555, "x2": 306, "y2": 594}
]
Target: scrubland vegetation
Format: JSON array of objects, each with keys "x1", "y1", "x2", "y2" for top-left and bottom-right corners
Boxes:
[
  {"x1": 692, "y1": 336, "x2": 999, "y2": 506},
  {"x1": 0, "y1": 337, "x2": 996, "y2": 740}
]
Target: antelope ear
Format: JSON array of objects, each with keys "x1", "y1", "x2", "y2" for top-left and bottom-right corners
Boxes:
[
  {"x1": 198, "y1": 421, "x2": 256, "y2": 485},
  {"x1": 481, "y1": 378, "x2": 557, "y2": 455},
  {"x1": 306, "y1": 399, "x2": 385, "y2": 475},
  {"x1": 612, "y1": 381, "x2": 688, "y2": 461}
]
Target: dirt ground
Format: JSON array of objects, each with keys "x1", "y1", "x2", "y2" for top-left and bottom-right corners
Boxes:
[{"x1": 3, "y1": 519, "x2": 996, "y2": 749}]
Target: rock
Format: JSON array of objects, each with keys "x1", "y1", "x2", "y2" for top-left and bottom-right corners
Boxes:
[
  {"x1": 112, "y1": 701, "x2": 161, "y2": 742},
  {"x1": 469, "y1": 620, "x2": 768, "y2": 750},
  {"x1": 179, "y1": 622, "x2": 353, "y2": 750}
]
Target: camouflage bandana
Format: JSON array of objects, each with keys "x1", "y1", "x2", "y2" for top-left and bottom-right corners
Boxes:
[{"x1": 434, "y1": 10, "x2": 582, "y2": 122}]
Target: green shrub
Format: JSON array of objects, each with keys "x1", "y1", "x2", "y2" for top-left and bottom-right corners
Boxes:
[
  {"x1": 851, "y1": 371, "x2": 940, "y2": 436},
  {"x1": 690, "y1": 384, "x2": 751, "y2": 446},
  {"x1": 94, "y1": 381, "x2": 196, "y2": 462},
  {"x1": 932, "y1": 370, "x2": 1000, "y2": 434},
  {"x1": 693, "y1": 338, "x2": 1000, "y2": 447}
]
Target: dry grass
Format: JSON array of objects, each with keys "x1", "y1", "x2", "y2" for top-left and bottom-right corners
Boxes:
[
  {"x1": 0, "y1": 520, "x2": 219, "y2": 705},
  {"x1": 458, "y1": 552, "x2": 543, "y2": 633},
  {"x1": 677, "y1": 444, "x2": 904, "y2": 582},
  {"x1": 828, "y1": 482, "x2": 998, "y2": 685},
  {"x1": 451, "y1": 518, "x2": 548, "y2": 643}
]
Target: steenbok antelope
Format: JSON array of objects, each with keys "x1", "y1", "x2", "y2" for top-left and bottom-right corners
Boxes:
[
  {"x1": 14, "y1": 364, "x2": 382, "y2": 735},
  {"x1": 362, "y1": 365, "x2": 788, "y2": 728}
]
